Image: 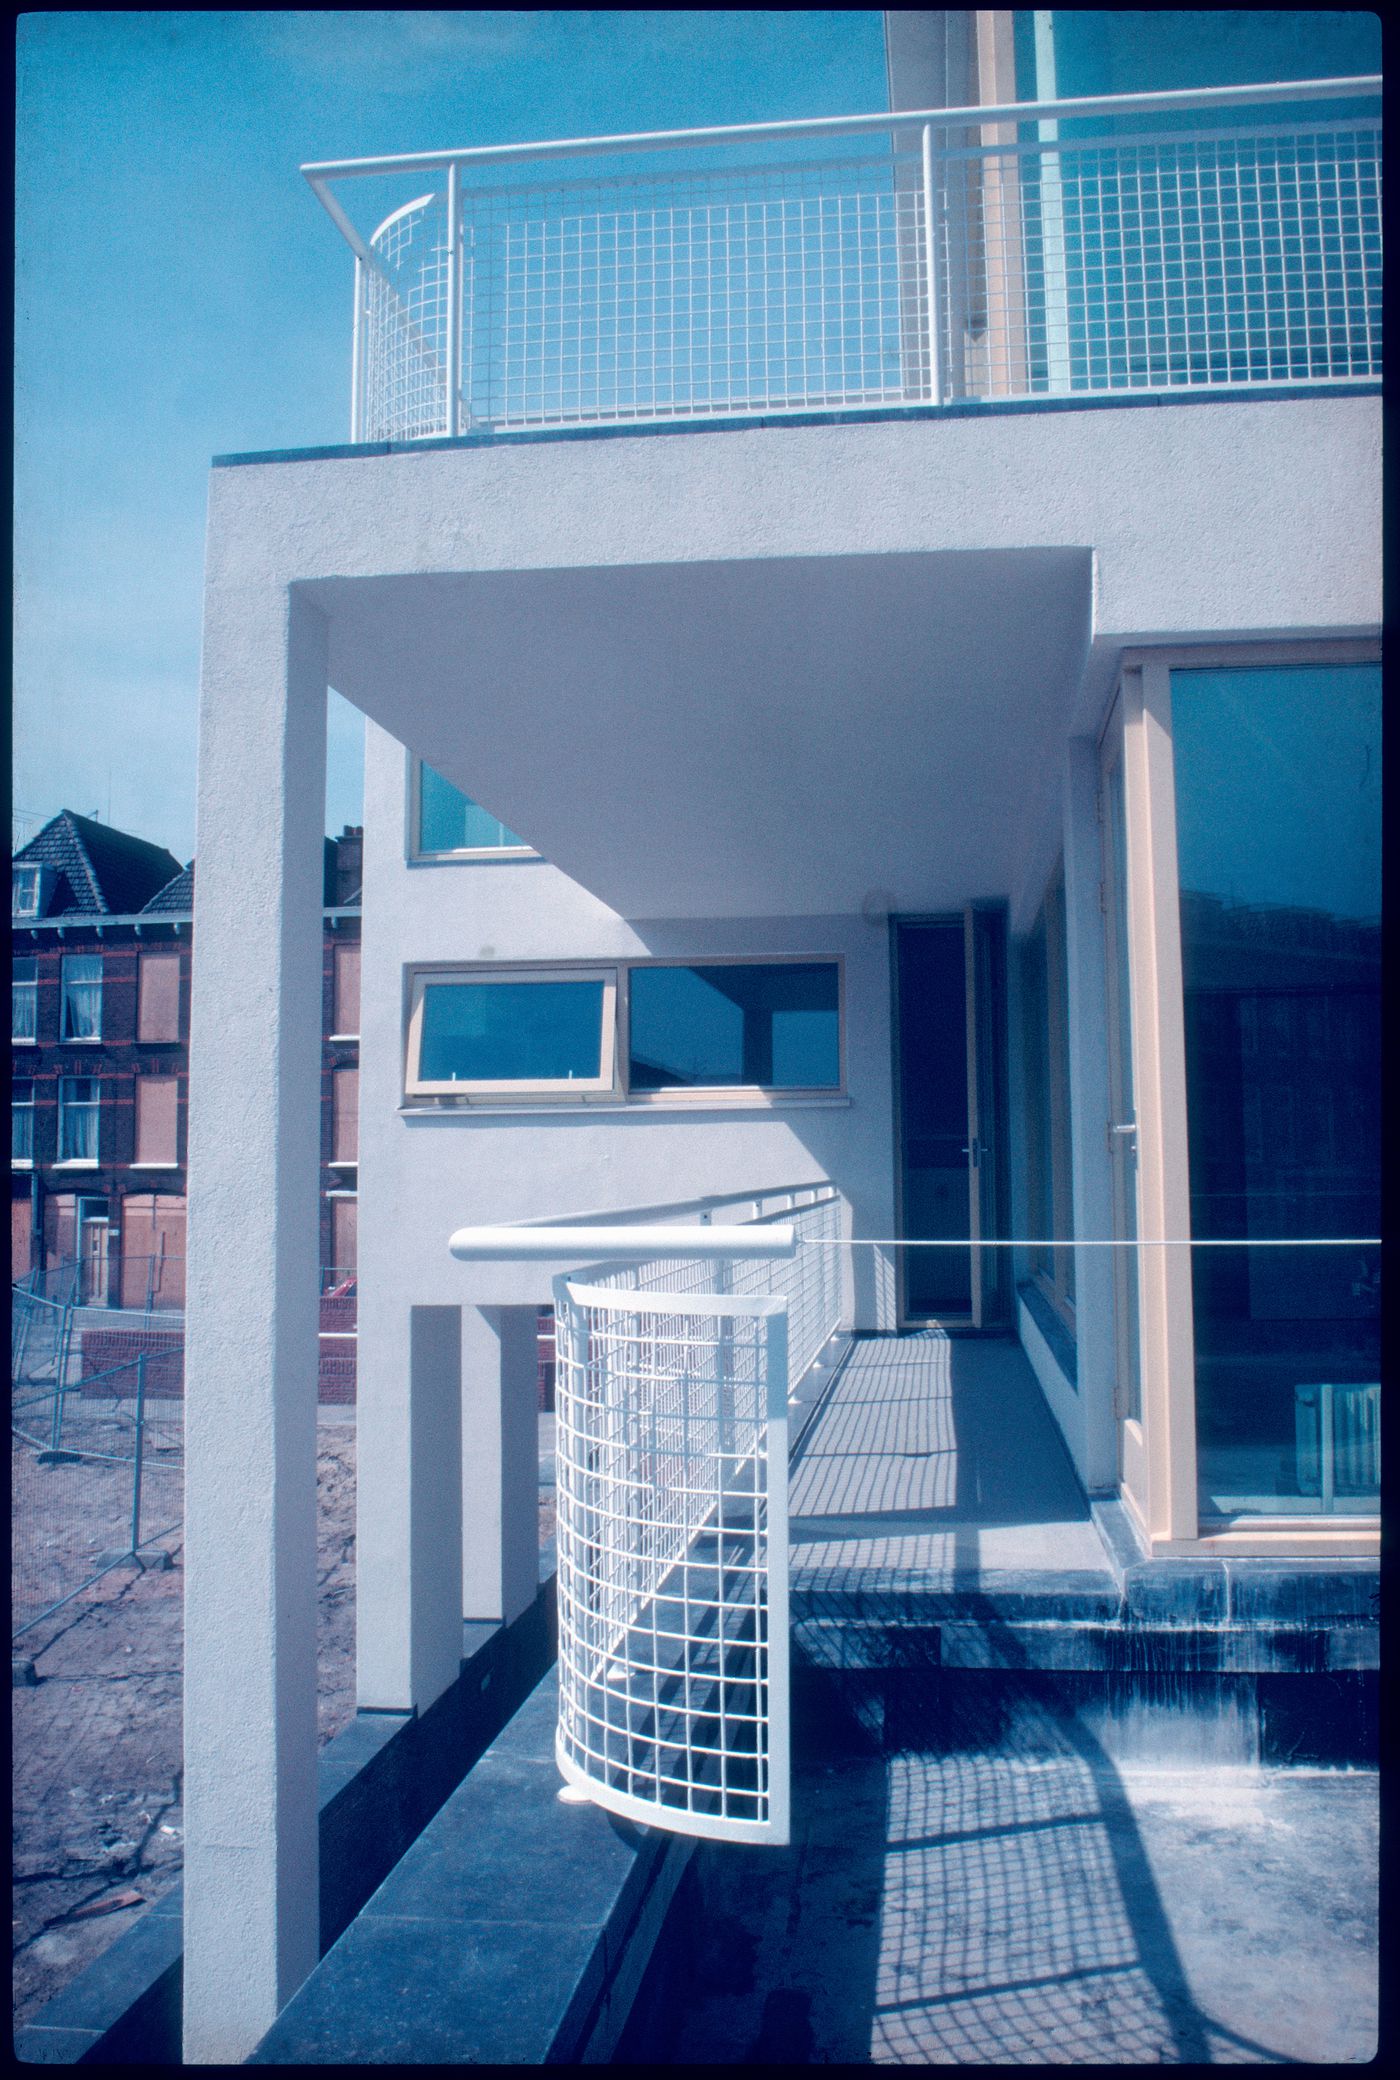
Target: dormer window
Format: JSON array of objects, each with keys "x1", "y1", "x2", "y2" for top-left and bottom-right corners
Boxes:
[{"x1": 12, "y1": 865, "x2": 51, "y2": 920}]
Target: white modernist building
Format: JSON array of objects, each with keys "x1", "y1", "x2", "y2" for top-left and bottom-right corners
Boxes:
[{"x1": 180, "y1": 12, "x2": 1380, "y2": 2061}]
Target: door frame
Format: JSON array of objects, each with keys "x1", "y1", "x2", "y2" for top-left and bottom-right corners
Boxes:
[{"x1": 890, "y1": 907, "x2": 1010, "y2": 1332}]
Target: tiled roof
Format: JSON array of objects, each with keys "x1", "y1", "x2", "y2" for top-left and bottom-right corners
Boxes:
[
  {"x1": 13, "y1": 811, "x2": 182, "y2": 918},
  {"x1": 142, "y1": 863, "x2": 195, "y2": 914}
]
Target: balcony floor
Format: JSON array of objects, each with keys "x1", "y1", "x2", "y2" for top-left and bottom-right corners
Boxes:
[{"x1": 790, "y1": 1331, "x2": 1112, "y2": 1593}]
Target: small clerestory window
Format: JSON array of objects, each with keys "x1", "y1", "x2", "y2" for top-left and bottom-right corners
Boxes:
[{"x1": 411, "y1": 760, "x2": 534, "y2": 859}]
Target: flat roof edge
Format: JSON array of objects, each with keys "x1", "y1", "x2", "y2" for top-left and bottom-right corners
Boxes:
[{"x1": 211, "y1": 383, "x2": 1381, "y2": 469}]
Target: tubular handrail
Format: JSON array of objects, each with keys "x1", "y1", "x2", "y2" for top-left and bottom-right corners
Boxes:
[{"x1": 302, "y1": 75, "x2": 1380, "y2": 188}]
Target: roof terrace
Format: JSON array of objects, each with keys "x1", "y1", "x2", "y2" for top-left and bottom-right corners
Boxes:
[{"x1": 304, "y1": 76, "x2": 1380, "y2": 444}]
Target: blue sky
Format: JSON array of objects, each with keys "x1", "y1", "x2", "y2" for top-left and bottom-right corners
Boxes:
[{"x1": 14, "y1": 10, "x2": 887, "y2": 860}]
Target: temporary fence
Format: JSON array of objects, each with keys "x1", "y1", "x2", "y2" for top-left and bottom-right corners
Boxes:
[{"x1": 12, "y1": 1350, "x2": 184, "y2": 1641}]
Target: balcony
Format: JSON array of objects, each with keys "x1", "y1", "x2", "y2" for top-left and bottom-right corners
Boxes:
[{"x1": 304, "y1": 76, "x2": 1380, "y2": 444}]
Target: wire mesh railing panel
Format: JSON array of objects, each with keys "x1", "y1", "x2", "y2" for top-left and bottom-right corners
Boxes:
[
  {"x1": 364, "y1": 156, "x2": 921, "y2": 438},
  {"x1": 334, "y1": 97, "x2": 1379, "y2": 439},
  {"x1": 585, "y1": 1191, "x2": 844, "y2": 1398},
  {"x1": 553, "y1": 1280, "x2": 788, "y2": 1842},
  {"x1": 952, "y1": 120, "x2": 1381, "y2": 399},
  {"x1": 363, "y1": 192, "x2": 453, "y2": 440}
]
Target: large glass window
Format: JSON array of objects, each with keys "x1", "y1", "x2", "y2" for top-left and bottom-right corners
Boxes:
[
  {"x1": 58, "y1": 1077, "x2": 100, "y2": 1163},
  {"x1": 61, "y1": 954, "x2": 102, "y2": 1040},
  {"x1": 13, "y1": 957, "x2": 37, "y2": 1041},
  {"x1": 408, "y1": 971, "x2": 615, "y2": 1096},
  {"x1": 1020, "y1": 868, "x2": 1075, "y2": 1327},
  {"x1": 1171, "y1": 663, "x2": 1380, "y2": 1517},
  {"x1": 414, "y1": 761, "x2": 531, "y2": 856},
  {"x1": 1007, "y1": 12, "x2": 1381, "y2": 396},
  {"x1": 627, "y1": 964, "x2": 840, "y2": 1092}
]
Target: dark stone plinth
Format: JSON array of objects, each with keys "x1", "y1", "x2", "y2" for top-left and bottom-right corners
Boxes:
[
  {"x1": 250, "y1": 1666, "x2": 692, "y2": 2066},
  {"x1": 16, "y1": 1584, "x2": 557, "y2": 2066}
]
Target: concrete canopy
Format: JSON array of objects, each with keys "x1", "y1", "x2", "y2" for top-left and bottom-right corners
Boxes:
[{"x1": 309, "y1": 546, "x2": 1091, "y2": 920}]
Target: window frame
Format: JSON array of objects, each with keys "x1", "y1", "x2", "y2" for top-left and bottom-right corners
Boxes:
[
  {"x1": 60, "y1": 952, "x2": 103, "y2": 1042},
  {"x1": 406, "y1": 965, "x2": 620, "y2": 1099},
  {"x1": 56, "y1": 1075, "x2": 100, "y2": 1165},
  {"x1": 12, "y1": 956, "x2": 38, "y2": 1043},
  {"x1": 12, "y1": 866, "x2": 49, "y2": 920},
  {"x1": 407, "y1": 756, "x2": 538, "y2": 863},
  {"x1": 1107, "y1": 637, "x2": 1380, "y2": 1557},
  {"x1": 1021, "y1": 864, "x2": 1076, "y2": 1332},
  {"x1": 403, "y1": 955, "x2": 846, "y2": 1105},
  {"x1": 12, "y1": 1079, "x2": 35, "y2": 1166}
]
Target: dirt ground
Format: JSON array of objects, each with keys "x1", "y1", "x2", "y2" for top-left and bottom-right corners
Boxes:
[
  {"x1": 13, "y1": 1417, "x2": 557, "y2": 2035},
  {"x1": 12, "y1": 1422, "x2": 358, "y2": 2032}
]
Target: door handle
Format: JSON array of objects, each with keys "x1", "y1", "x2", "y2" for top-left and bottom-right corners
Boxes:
[{"x1": 1109, "y1": 1121, "x2": 1137, "y2": 1154}]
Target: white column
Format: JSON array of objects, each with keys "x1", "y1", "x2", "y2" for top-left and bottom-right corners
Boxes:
[
  {"x1": 461, "y1": 1305, "x2": 540, "y2": 1625},
  {"x1": 356, "y1": 1304, "x2": 464, "y2": 1710},
  {"x1": 183, "y1": 583, "x2": 327, "y2": 2064},
  {"x1": 1063, "y1": 737, "x2": 1118, "y2": 1492}
]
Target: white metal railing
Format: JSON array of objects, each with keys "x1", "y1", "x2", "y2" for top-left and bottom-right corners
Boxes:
[
  {"x1": 304, "y1": 77, "x2": 1380, "y2": 441},
  {"x1": 450, "y1": 1186, "x2": 844, "y2": 1844}
]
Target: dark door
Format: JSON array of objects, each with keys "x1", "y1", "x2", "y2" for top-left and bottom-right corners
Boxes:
[{"x1": 893, "y1": 911, "x2": 1008, "y2": 1326}]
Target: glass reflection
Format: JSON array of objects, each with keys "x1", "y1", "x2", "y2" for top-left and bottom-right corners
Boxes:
[{"x1": 1171, "y1": 664, "x2": 1380, "y2": 1516}]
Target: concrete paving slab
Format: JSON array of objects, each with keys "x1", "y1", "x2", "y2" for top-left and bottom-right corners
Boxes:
[
  {"x1": 791, "y1": 1333, "x2": 1113, "y2": 1585},
  {"x1": 636, "y1": 1743, "x2": 1378, "y2": 2066}
]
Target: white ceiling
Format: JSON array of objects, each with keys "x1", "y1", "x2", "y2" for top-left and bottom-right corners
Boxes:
[{"x1": 310, "y1": 545, "x2": 1092, "y2": 919}]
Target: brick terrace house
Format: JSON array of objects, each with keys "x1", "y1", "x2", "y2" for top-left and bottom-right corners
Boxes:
[{"x1": 11, "y1": 811, "x2": 363, "y2": 1396}]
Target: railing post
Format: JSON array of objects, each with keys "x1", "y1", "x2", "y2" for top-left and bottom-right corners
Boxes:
[
  {"x1": 445, "y1": 160, "x2": 462, "y2": 437},
  {"x1": 921, "y1": 121, "x2": 943, "y2": 405},
  {"x1": 350, "y1": 255, "x2": 364, "y2": 443},
  {"x1": 130, "y1": 1354, "x2": 147, "y2": 1557}
]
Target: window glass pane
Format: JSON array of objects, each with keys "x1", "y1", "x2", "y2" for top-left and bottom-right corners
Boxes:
[
  {"x1": 1018, "y1": 10, "x2": 1379, "y2": 104},
  {"x1": 13, "y1": 1081, "x2": 34, "y2": 1162},
  {"x1": 418, "y1": 763, "x2": 527, "y2": 853},
  {"x1": 61, "y1": 954, "x2": 102, "y2": 1039},
  {"x1": 1044, "y1": 875, "x2": 1076, "y2": 1307},
  {"x1": 12, "y1": 958, "x2": 37, "y2": 1040},
  {"x1": 1172, "y1": 663, "x2": 1380, "y2": 1517},
  {"x1": 137, "y1": 951, "x2": 181, "y2": 1042},
  {"x1": 59, "y1": 1077, "x2": 99, "y2": 1161},
  {"x1": 419, "y1": 979, "x2": 605, "y2": 1084},
  {"x1": 1020, "y1": 916, "x2": 1052, "y2": 1276},
  {"x1": 628, "y1": 964, "x2": 839, "y2": 1090},
  {"x1": 12, "y1": 867, "x2": 41, "y2": 918}
]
